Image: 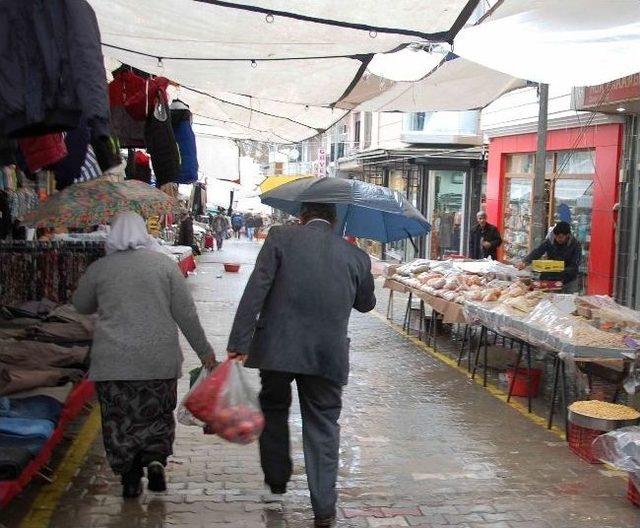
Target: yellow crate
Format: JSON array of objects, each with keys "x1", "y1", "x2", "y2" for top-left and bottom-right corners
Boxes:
[{"x1": 532, "y1": 259, "x2": 565, "y2": 272}]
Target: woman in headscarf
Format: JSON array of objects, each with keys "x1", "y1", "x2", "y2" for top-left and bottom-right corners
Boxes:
[{"x1": 73, "y1": 212, "x2": 218, "y2": 498}]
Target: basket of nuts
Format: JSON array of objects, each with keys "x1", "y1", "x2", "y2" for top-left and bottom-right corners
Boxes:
[{"x1": 567, "y1": 401, "x2": 640, "y2": 464}]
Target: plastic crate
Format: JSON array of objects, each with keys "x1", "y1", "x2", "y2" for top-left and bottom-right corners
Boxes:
[
  {"x1": 567, "y1": 421, "x2": 604, "y2": 464},
  {"x1": 628, "y1": 475, "x2": 640, "y2": 508}
]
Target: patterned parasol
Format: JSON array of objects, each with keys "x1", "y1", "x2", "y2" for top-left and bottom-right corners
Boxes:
[{"x1": 24, "y1": 179, "x2": 184, "y2": 228}]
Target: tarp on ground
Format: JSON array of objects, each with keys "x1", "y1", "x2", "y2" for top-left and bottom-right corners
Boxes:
[
  {"x1": 90, "y1": 0, "x2": 479, "y2": 142},
  {"x1": 455, "y1": 0, "x2": 640, "y2": 86}
]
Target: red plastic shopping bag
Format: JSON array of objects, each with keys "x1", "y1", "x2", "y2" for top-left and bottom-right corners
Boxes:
[{"x1": 184, "y1": 360, "x2": 264, "y2": 444}]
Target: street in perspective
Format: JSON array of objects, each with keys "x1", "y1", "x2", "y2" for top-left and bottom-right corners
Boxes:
[{"x1": 2, "y1": 2, "x2": 640, "y2": 528}]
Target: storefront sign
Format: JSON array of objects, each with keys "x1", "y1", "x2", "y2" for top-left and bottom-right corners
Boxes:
[
  {"x1": 581, "y1": 74, "x2": 640, "y2": 108},
  {"x1": 316, "y1": 148, "x2": 327, "y2": 177}
]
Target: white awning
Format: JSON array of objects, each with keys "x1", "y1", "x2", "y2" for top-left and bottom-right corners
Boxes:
[
  {"x1": 455, "y1": 0, "x2": 640, "y2": 86},
  {"x1": 90, "y1": 0, "x2": 478, "y2": 142},
  {"x1": 353, "y1": 53, "x2": 527, "y2": 112}
]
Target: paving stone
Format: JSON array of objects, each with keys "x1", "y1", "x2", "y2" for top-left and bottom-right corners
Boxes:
[{"x1": 3, "y1": 241, "x2": 639, "y2": 528}]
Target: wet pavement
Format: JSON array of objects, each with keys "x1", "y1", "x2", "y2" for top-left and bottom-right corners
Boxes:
[{"x1": 4, "y1": 239, "x2": 640, "y2": 528}]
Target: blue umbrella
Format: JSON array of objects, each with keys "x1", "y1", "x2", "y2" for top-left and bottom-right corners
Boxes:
[{"x1": 260, "y1": 177, "x2": 430, "y2": 243}]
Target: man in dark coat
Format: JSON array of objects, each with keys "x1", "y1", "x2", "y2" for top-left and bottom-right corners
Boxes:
[
  {"x1": 227, "y1": 202, "x2": 376, "y2": 527},
  {"x1": 468, "y1": 211, "x2": 502, "y2": 260},
  {"x1": 518, "y1": 221, "x2": 582, "y2": 292}
]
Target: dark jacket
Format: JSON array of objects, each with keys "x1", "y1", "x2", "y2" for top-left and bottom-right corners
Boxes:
[
  {"x1": 469, "y1": 223, "x2": 502, "y2": 260},
  {"x1": 227, "y1": 221, "x2": 376, "y2": 386},
  {"x1": 145, "y1": 92, "x2": 180, "y2": 188},
  {"x1": 0, "y1": 0, "x2": 109, "y2": 139},
  {"x1": 524, "y1": 236, "x2": 582, "y2": 283},
  {"x1": 231, "y1": 214, "x2": 244, "y2": 230}
]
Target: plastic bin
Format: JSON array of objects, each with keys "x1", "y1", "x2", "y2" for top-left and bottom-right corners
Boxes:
[
  {"x1": 506, "y1": 367, "x2": 542, "y2": 397},
  {"x1": 224, "y1": 263, "x2": 240, "y2": 273}
]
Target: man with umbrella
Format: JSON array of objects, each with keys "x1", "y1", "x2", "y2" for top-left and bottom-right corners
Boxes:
[{"x1": 227, "y1": 202, "x2": 376, "y2": 527}]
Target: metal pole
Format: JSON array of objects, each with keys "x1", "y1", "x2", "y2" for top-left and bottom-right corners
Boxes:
[{"x1": 532, "y1": 83, "x2": 549, "y2": 247}]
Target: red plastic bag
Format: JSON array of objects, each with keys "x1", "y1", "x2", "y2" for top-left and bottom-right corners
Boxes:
[{"x1": 184, "y1": 360, "x2": 264, "y2": 444}]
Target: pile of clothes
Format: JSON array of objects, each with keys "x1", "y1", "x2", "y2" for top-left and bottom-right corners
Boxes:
[{"x1": 0, "y1": 301, "x2": 93, "y2": 482}]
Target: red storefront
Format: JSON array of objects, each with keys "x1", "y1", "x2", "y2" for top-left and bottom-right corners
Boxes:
[{"x1": 485, "y1": 123, "x2": 623, "y2": 295}]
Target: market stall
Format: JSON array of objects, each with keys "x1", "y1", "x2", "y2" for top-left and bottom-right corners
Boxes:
[{"x1": 384, "y1": 258, "x2": 640, "y2": 429}]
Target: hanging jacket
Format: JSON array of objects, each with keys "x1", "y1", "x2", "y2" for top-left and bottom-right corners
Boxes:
[
  {"x1": 125, "y1": 150, "x2": 152, "y2": 184},
  {"x1": 170, "y1": 102, "x2": 199, "y2": 185},
  {"x1": 52, "y1": 122, "x2": 90, "y2": 191},
  {"x1": 18, "y1": 134, "x2": 68, "y2": 173},
  {"x1": 144, "y1": 93, "x2": 180, "y2": 188},
  {"x1": 109, "y1": 70, "x2": 169, "y2": 149},
  {"x1": 0, "y1": 0, "x2": 110, "y2": 140}
]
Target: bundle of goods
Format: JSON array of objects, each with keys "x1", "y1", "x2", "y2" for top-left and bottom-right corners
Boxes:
[
  {"x1": 0, "y1": 302, "x2": 94, "y2": 507},
  {"x1": 180, "y1": 360, "x2": 264, "y2": 445},
  {"x1": 575, "y1": 296, "x2": 640, "y2": 337},
  {"x1": 522, "y1": 299, "x2": 630, "y2": 357},
  {"x1": 592, "y1": 426, "x2": 640, "y2": 506}
]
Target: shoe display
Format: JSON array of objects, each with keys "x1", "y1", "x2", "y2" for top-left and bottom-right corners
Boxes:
[{"x1": 147, "y1": 461, "x2": 167, "y2": 492}]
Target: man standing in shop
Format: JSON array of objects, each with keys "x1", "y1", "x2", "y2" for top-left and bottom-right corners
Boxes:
[
  {"x1": 517, "y1": 221, "x2": 582, "y2": 293},
  {"x1": 226, "y1": 202, "x2": 376, "y2": 527},
  {"x1": 468, "y1": 210, "x2": 502, "y2": 260}
]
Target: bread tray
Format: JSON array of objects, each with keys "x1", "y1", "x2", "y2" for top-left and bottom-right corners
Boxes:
[{"x1": 568, "y1": 409, "x2": 640, "y2": 432}]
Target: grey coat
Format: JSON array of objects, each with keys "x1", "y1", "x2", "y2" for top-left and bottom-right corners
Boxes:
[
  {"x1": 227, "y1": 221, "x2": 376, "y2": 386},
  {"x1": 73, "y1": 249, "x2": 214, "y2": 381}
]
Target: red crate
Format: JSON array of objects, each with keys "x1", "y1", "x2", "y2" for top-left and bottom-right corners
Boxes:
[
  {"x1": 567, "y1": 421, "x2": 605, "y2": 464},
  {"x1": 628, "y1": 475, "x2": 640, "y2": 508}
]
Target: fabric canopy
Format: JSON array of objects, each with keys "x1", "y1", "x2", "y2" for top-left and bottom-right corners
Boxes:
[
  {"x1": 353, "y1": 53, "x2": 527, "y2": 112},
  {"x1": 91, "y1": 0, "x2": 479, "y2": 142},
  {"x1": 455, "y1": 0, "x2": 640, "y2": 86}
]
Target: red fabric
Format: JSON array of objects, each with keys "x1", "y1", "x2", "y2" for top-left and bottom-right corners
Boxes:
[
  {"x1": 109, "y1": 71, "x2": 169, "y2": 121},
  {"x1": 0, "y1": 380, "x2": 95, "y2": 509},
  {"x1": 18, "y1": 134, "x2": 68, "y2": 173},
  {"x1": 134, "y1": 150, "x2": 150, "y2": 167}
]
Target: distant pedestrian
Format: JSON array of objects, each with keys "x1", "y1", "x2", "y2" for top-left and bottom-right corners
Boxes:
[
  {"x1": 73, "y1": 213, "x2": 217, "y2": 499},
  {"x1": 231, "y1": 213, "x2": 244, "y2": 239},
  {"x1": 245, "y1": 214, "x2": 256, "y2": 241},
  {"x1": 212, "y1": 209, "x2": 230, "y2": 250},
  {"x1": 227, "y1": 202, "x2": 376, "y2": 527},
  {"x1": 468, "y1": 211, "x2": 502, "y2": 260},
  {"x1": 254, "y1": 214, "x2": 264, "y2": 238}
]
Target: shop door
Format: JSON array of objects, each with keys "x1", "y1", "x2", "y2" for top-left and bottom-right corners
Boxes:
[{"x1": 426, "y1": 169, "x2": 467, "y2": 259}]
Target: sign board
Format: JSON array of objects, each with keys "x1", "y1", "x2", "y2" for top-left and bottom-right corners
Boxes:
[
  {"x1": 577, "y1": 74, "x2": 640, "y2": 109},
  {"x1": 316, "y1": 148, "x2": 327, "y2": 177}
]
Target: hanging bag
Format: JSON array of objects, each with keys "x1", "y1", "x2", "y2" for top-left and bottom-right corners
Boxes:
[{"x1": 183, "y1": 360, "x2": 264, "y2": 445}]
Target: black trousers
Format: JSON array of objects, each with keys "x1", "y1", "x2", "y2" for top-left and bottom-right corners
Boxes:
[{"x1": 259, "y1": 370, "x2": 342, "y2": 517}]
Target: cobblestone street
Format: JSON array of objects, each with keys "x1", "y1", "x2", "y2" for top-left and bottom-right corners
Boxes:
[{"x1": 5, "y1": 240, "x2": 640, "y2": 528}]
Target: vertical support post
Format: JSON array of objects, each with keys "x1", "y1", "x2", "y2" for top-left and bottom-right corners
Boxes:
[{"x1": 532, "y1": 83, "x2": 549, "y2": 247}]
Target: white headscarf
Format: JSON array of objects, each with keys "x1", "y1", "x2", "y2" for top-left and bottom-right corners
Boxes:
[{"x1": 106, "y1": 212, "x2": 163, "y2": 255}]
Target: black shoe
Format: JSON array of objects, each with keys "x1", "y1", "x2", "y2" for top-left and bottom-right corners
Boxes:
[
  {"x1": 121, "y1": 466, "x2": 143, "y2": 499},
  {"x1": 269, "y1": 484, "x2": 287, "y2": 495},
  {"x1": 147, "y1": 461, "x2": 167, "y2": 492},
  {"x1": 314, "y1": 512, "x2": 336, "y2": 527}
]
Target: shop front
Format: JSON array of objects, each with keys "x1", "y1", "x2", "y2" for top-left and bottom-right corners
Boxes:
[
  {"x1": 344, "y1": 150, "x2": 485, "y2": 263},
  {"x1": 485, "y1": 123, "x2": 623, "y2": 295}
]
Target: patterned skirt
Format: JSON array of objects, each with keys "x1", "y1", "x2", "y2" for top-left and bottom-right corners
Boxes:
[{"x1": 96, "y1": 379, "x2": 178, "y2": 475}]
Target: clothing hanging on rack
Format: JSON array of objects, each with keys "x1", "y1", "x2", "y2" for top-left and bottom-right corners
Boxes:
[
  {"x1": 0, "y1": 241, "x2": 105, "y2": 305},
  {"x1": 145, "y1": 93, "x2": 180, "y2": 188},
  {"x1": 0, "y1": 0, "x2": 109, "y2": 140},
  {"x1": 170, "y1": 101, "x2": 199, "y2": 185}
]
